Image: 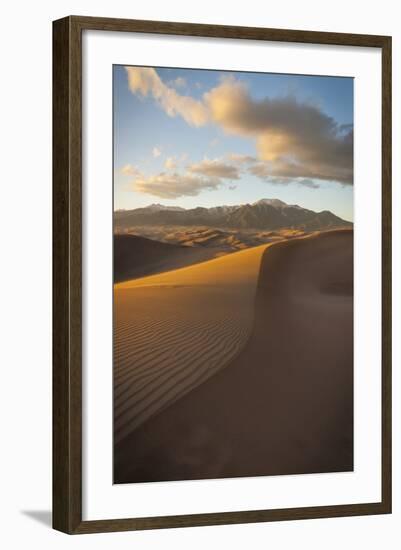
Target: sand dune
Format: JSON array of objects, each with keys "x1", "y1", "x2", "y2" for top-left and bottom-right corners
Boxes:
[
  {"x1": 114, "y1": 230, "x2": 353, "y2": 483},
  {"x1": 114, "y1": 243, "x2": 269, "y2": 444},
  {"x1": 114, "y1": 234, "x2": 222, "y2": 282},
  {"x1": 115, "y1": 225, "x2": 307, "y2": 254}
]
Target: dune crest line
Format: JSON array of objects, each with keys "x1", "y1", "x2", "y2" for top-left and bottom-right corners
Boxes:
[
  {"x1": 114, "y1": 230, "x2": 353, "y2": 483},
  {"x1": 113, "y1": 243, "x2": 271, "y2": 443}
]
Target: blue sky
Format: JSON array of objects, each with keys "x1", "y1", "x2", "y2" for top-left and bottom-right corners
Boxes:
[{"x1": 113, "y1": 65, "x2": 353, "y2": 221}]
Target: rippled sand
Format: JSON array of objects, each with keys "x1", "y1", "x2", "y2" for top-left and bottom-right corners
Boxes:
[
  {"x1": 114, "y1": 243, "x2": 268, "y2": 443},
  {"x1": 114, "y1": 230, "x2": 353, "y2": 483}
]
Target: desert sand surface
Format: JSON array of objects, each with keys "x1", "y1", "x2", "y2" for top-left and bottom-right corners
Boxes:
[
  {"x1": 116, "y1": 225, "x2": 307, "y2": 254},
  {"x1": 114, "y1": 229, "x2": 353, "y2": 483},
  {"x1": 114, "y1": 233, "x2": 221, "y2": 282},
  {"x1": 114, "y1": 243, "x2": 270, "y2": 444}
]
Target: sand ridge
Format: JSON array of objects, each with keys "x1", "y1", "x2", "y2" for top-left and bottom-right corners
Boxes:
[
  {"x1": 114, "y1": 229, "x2": 353, "y2": 483},
  {"x1": 115, "y1": 241, "x2": 270, "y2": 290},
  {"x1": 114, "y1": 233, "x2": 221, "y2": 283},
  {"x1": 114, "y1": 242, "x2": 271, "y2": 444}
]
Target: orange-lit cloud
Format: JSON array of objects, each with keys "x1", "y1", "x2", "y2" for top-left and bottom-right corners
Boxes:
[
  {"x1": 120, "y1": 163, "x2": 140, "y2": 177},
  {"x1": 123, "y1": 153, "x2": 320, "y2": 199},
  {"x1": 133, "y1": 172, "x2": 221, "y2": 199},
  {"x1": 126, "y1": 69, "x2": 353, "y2": 185},
  {"x1": 187, "y1": 158, "x2": 240, "y2": 180},
  {"x1": 164, "y1": 157, "x2": 177, "y2": 170},
  {"x1": 205, "y1": 78, "x2": 353, "y2": 184},
  {"x1": 228, "y1": 153, "x2": 257, "y2": 164},
  {"x1": 126, "y1": 67, "x2": 209, "y2": 127},
  {"x1": 127, "y1": 157, "x2": 239, "y2": 199}
]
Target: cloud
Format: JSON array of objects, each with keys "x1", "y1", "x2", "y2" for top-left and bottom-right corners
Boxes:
[
  {"x1": 228, "y1": 153, "x2": 257, "y2": 164},
  {"x1": 133, "y1": 172, "x2": 220, "y2": 199},
  {"x1": 152, "y1": 146, "x2": 162, "y2": 158},
  {"x1": 130, "y1": 156, "x2": 239, "y2": 199},
  {"x1": 119, "y1": 163, "x2": 140, "y2": 177},
  {"x1": 187, "y1": 158, "x2": 240, "y2": 180},
  {"x1": 121, "y1": 156, "x2": 319, "y2": 198},
  {"x1": 164, "y1": 157, "x2": 177, "y2": 170},
  {"x1": 126, "y1": 68, "x2": 353, "y2": 185},
  {"x1": 126, "y1": 67, "x2": 209, "y2": 127},
  {"x1": 270, "y1": 177, "x2": 320, "y2": 189},
  {"x1": 249, "y1": 160, "x2": 325, "y2": 185},
  {"x1": 205, "y1": 78, "x2": 353, "y2": 184},
  {"x1": 295, "y1": 179, "x2": 320, "y2": 189},
  {"x1": 171, "y1": 76, "x2": 186, "y2": 88},
  {"x1": 249, "y1": 163, "x2": 320, "y2": 188}
]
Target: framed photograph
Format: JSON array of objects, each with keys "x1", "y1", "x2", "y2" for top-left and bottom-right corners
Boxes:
[{"x1": 53, "y1": 16, "x2": 392, "y2": 534}]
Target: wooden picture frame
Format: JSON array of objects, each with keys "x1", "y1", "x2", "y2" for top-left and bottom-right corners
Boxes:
[{"x1": 53, "y1": 15, "x2": 392, "y2": 534}]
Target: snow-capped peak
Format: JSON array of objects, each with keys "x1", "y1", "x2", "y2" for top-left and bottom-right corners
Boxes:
[
  {"x1": 146, "y1": 203, "x2": 185, "y2": 212},
  {"x1": 207, "y1": 205, "x2": 239, "y2": 214},
  {"x1": 254, "y1": 198, "x2": 288, "y2": 208}
]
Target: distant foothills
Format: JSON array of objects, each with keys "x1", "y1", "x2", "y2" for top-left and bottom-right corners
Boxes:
[{"x1": 114, "y1": 198, "x2": 352, "y2": 232}]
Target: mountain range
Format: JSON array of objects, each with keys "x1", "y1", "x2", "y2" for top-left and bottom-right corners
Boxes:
[{"x1": 114, "y1": 199, "x2": 352, "y2": 231}]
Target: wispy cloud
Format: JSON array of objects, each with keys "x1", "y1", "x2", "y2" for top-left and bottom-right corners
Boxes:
[
  {"x1": 133, "y1": 172, "x2": 220, "y2": 199},
  {"x1": 125, "y1": 68, "x2": 353, "y2": 185},
  {"x1": 170, "y1": 76, "x2": 186, "y2": 89},
  {"x1": 248, "y1": 161, "x2": 321, "y2": 187},
  {"x1": 152, "y1": 146, "x2": 162, "y2": 158},
  {"x1": 187, "y1": 158, "x2": 240, "y2": 180},
  {"x1": 126, "y1": 67, "x2": 209, "y2": 127},
  {"x1": 127, "y1": 157, "x2": 239, "y2": 199},
  {"x1": 204, "y1": 78, "x2": 353, "y2": 184},
  {"x1": 249, "y1": 163, "x2": 320, "y2": 188},
  {"x1": 122, "y1": 154, "x2": 321, "y2": 200},
  {"x1": 119, "y1": 163, "x2": 140, "y2": 177},
  {"x1": 228, "y1": 153, "x2": 257, "y2": 164},
  {"x1": 164, "y1": 157, "x2": 177, "y2": 170}
]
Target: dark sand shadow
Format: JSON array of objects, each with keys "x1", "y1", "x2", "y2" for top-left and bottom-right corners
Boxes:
[{"x1": 114, "y1": 230, "x2": 354, "y2": 484}]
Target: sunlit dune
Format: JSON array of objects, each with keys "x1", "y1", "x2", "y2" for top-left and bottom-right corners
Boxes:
[
  {"x1": 114, "y1": 233, "x2": 219, "y2": 282},
  {"x1": 114, "y1": 225, "x2": 310, "y2": 256},
  {"x1": 114, "y1": 229, "x2": 354, "y2": 483},
  {"x1": 113, "y1": 243, "x2": 270, "y2": 443},
  {"x1": 116, "y1": 241, "x2": 269, "y2": 291}
]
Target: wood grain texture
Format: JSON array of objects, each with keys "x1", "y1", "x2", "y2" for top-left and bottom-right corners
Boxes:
[
  {"x1": 70, "y1": 15, "x2": 389, "y2": 47},
  {"x1": 52, "y1": 15, "x2": 392, "y2": 534},
  {"x1": 52, "y1": 16, "x2": 82, "y2": 534},
  {"x1": 381, "y1": 35, "x2": 392, "y2": 514},
  {"x1": 75, "y1": 502, "x2": 387, "y2": 534}
]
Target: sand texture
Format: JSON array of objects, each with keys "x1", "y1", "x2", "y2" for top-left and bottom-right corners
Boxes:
[
  {"x1": 114, "y1": 230, "x2": 353, "y2": 483},
  {"x1": 114, "y1": 233, "x2": 221, "y2": 282},
  {"x1": 114, "y1": 243, "x2": 269, "y2": 444}
]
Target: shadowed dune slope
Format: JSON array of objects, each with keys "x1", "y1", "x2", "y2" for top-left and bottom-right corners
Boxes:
[
  {"x1": 114, "y1": 230, "x2": 353, "y2": 483},
  {"x1": 114, "y1": 243, "x2": 269, "y2": 444},
  {"x1": 114, "y1": 233, "x2": 219, "y2": 282}
]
